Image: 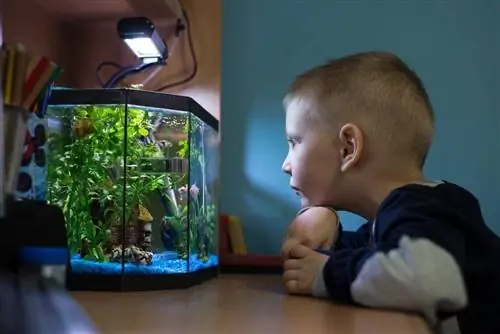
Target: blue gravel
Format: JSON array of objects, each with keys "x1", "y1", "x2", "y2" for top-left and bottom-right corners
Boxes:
[{"x1": 70, "y1": 251, "x2": 218, "y2": 275}]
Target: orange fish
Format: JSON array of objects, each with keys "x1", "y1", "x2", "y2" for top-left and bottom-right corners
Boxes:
[{"x1": 73, "y1": 118, "x2": 94, "y2": 138}]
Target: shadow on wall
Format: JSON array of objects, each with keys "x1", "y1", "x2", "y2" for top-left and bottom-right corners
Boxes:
[
  {"x1": 220, "y1": 95, "x2": 299, "y2": 253},
  {"x1": 236, "y1": 176, "x2": 366, "y2": 254},
  {"x1": 220, "y1": 96, "x2": 298, "y2": 252},
  {"x1": 238, "y1": 176, "x2": 298, "y2": 254}
]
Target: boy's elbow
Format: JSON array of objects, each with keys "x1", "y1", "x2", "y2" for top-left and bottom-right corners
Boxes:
[{"x1": 350, "y1": 236, "x2": 468, "y2": 325}]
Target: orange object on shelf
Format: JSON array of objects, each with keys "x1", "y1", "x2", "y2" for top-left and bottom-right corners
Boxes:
[{"x1": 218, "y1": 214, "x2": 283, "y2": 272}]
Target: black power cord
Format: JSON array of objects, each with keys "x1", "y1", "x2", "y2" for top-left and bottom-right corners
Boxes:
[
  {"x1": 155, "y1": 9, "x2": 198, "y2": 91},
  {"x1": 96, "y1": 61, "x2": 123, "y2": 88}
]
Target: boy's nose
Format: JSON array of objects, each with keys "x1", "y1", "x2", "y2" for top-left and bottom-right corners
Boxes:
[{"x1": 282, "y1": 159, "x2": 291, "y2": 176}]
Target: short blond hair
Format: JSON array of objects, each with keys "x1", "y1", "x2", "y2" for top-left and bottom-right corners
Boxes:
[{"x1": 284, "y1": 51, "x2": 435, "y2": 168}]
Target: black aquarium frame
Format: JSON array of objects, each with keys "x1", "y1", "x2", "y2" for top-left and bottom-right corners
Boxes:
[
  {"x1": 67, "y1": 266, "x2": 219, "y2": 292},
  {"x1": 48, "y1": 88, "x2": 219, "y2": 132},
  {"x1": 47, "y1": 88, "x2": 219, "y2": 291}
]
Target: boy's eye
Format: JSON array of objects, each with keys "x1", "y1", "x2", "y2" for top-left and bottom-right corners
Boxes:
[{"x1": 286, "y1": 136, "x2": 301, "y2": 149}]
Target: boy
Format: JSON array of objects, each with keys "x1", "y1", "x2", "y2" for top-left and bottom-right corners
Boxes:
[{"x1": 280, "y1": 51, "x2": 500, "y2": 334}]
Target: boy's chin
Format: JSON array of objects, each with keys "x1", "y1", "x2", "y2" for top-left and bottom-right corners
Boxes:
[
  {"x1": 300, "y1": 197, "x2": 338, "y2": 210},
  {"x1": 300, "y1": 197, "x2": 311, "y2": 208}
]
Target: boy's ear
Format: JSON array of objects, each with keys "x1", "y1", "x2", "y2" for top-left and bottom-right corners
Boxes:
[{"x1": 339, "y1": 123, "x2": 364, "y2": 172}]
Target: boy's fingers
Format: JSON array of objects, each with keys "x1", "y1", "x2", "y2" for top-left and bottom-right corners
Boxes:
[
  {"x1": 283, "y1": 269, "x2": 299, "y2": 282},
  {"x1": 284, "y1": 277, "x2": 308, "y2": 295},
  {"x1": 284, "y1": 279, "x2": 299, "y2": 294},
  {"x1": 283, "y1": 259, "x2": 301, "y2": 271},
  {"x1": 283, "y1": 269, "x2": 301, "y2": 294},
  {"x1": 281, "y1": 238, "x2": 301, "y2": 258},
  {"x1": 289, "y1": 243, "x2": 311, "y2": 259}
]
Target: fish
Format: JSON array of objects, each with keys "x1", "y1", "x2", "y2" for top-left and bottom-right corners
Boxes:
[{"x1": 73, "y1": 118, "x2": 94, "y2": 138}]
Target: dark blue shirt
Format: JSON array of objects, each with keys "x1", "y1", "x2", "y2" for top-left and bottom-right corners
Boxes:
[{"x1": 312, "y1": 181, "x2": 500, "y2": 334}]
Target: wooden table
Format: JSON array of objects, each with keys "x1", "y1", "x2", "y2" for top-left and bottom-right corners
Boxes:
[{"x1": 72, "y1": 275, "x2": 431, "y2": 334}]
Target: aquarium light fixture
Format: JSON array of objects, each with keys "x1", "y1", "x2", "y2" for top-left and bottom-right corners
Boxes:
[
  {"x1": 117, "y1": 17, "x2": 168, "y2": 62},
  {"x1": 102, "y1": 17, "x2": 168, "y2": 88}
]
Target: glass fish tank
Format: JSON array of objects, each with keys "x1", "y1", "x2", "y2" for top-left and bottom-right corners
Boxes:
[{"x1": 45, "y1": 88, "x2": 219, "y2": 291}]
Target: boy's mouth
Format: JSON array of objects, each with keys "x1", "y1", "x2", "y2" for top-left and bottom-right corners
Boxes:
[{"x1": 291, "y1": 186, "x2": 301, "y2": 196}]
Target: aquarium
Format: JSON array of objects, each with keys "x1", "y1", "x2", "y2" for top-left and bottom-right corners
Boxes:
[{"x1": 45, "y1": 88, "x2": 219, "y2": 291}]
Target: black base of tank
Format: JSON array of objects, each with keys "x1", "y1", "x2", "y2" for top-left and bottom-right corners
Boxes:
[{"x1": 66, "y1": 266, "x2": 218, "y2": 291}]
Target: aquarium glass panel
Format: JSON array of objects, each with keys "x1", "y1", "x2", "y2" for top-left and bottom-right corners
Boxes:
[
  {"x1": 46, "y1": 104, "x2": 128, "y2": 276},
  {"x1": 187, "y1": 114, "x2": 219, "y2": 272},
  {"x1": 201, "y1": 117, "x2": 219, "y2": 266},
  {"x1": 122, "y1": 105, "x2": 191, "y2": 275}
]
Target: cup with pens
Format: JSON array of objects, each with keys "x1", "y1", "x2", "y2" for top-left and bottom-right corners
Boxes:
[{"x1": 0, "y1": 43, "x2": 63, "y2": 217}]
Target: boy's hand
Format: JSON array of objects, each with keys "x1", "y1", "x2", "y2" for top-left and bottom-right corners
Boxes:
[
  {"x1": 283, "y1": 243, "x2": 329, "y2": 295},
  {"x1": 282, "y1": 206, "x2": 339, "y2": 259}
]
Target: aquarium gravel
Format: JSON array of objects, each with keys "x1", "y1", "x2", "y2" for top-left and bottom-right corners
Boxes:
[{"x1": 70, "y1": 251, "x2": 218, "y2": 275}]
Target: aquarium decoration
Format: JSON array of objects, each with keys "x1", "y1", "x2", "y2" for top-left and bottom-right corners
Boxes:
[{"x1": 46, "y1": 88, "x2": 219, "y2": 291}]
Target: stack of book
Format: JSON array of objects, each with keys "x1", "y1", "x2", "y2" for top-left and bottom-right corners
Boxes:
[{"x1": 1, "y1": 43, "x2": 62, "y2": 114}]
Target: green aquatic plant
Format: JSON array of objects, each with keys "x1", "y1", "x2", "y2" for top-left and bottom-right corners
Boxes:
[
  {"x1": 204, "y1": 203, "x2": 217, "y2": 254},
  {"x1": 157, "y1": 116, "x2": 214, "y2": 261},
  {"x1": 187, "y1": 184, "x2": 216, "y2": 261},
  {"x1": 47, "y1": 105, "x2": 164, "y2": 261},
  {"x1": 162, "y1": 183, "x2": 216, "y2": 262},
  {"x1": 47, "y1": 102, "x2": 217, "y2": 265},
  {"x1": 164, "y1": 204, "x2": 189, "y2": 259},
  {"x1": 177, "y1": 116, "x2": 203, "y2": 160}
]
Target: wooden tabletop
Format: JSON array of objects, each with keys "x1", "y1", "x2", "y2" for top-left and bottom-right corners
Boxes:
[{"x1": 72, "y1": 274, "x2": 431, "y2": 334}]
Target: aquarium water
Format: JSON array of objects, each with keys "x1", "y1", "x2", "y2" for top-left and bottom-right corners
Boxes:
[{"x1": 45, "y1": 94, "x2": 219, "y2": 280}]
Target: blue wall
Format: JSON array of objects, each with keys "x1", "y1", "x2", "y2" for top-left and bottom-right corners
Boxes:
[{"x1": 221, "y1": 0, "x2": 499, "y2": 254}]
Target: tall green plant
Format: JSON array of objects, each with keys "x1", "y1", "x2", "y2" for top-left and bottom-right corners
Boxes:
[{"x1": 47, "y1": 105, "x2": 164, "y2": 261}]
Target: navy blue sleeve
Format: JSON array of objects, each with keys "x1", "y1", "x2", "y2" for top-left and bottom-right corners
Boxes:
[
  {"x1": 333, "y1": 221, "x2": 372, "y2": 251},
  {"x1": 319, "y1": 204, "x2": 468, "y2": 325},
  {"x1": 315, "y1": 222, "x2": 370, "y2": 257}
]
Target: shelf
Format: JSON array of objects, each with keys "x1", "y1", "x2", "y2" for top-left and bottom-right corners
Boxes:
[
  {"x1": 28, "y1": 0, "x2": 181, "y2": 23},
  {"x1": 220, "y1": 254, "x2": 283, "y2": 274}
]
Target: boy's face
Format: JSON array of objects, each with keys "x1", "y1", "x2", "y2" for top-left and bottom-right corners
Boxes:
[{"x1": 282, "y1": 99, "x2": 346, "y2": 208}]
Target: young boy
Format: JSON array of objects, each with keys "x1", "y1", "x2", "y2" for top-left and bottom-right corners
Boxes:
[{"x1": 280, "y1": 51, "x2": 500, "y2": 334}]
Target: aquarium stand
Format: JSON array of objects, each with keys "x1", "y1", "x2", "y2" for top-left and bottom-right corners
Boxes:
[{"x1": 66, "y1": 266, "x2": 218, "y2": 292}]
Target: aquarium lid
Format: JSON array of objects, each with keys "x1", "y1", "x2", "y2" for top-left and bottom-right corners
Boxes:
[{"x1": 19, "y1": 246, "x2": 68, "y2": 266}]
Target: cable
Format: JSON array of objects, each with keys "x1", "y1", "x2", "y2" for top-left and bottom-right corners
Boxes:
[
  {"x1": 155, "y1": 9, "x2": 198, "y2": 92},
  {"x1": 103, "y1": 61, "x2": 165, "y2": 88},
  {"x1": 96, "y1": 61, "x2": 123, "y2": 88}
]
